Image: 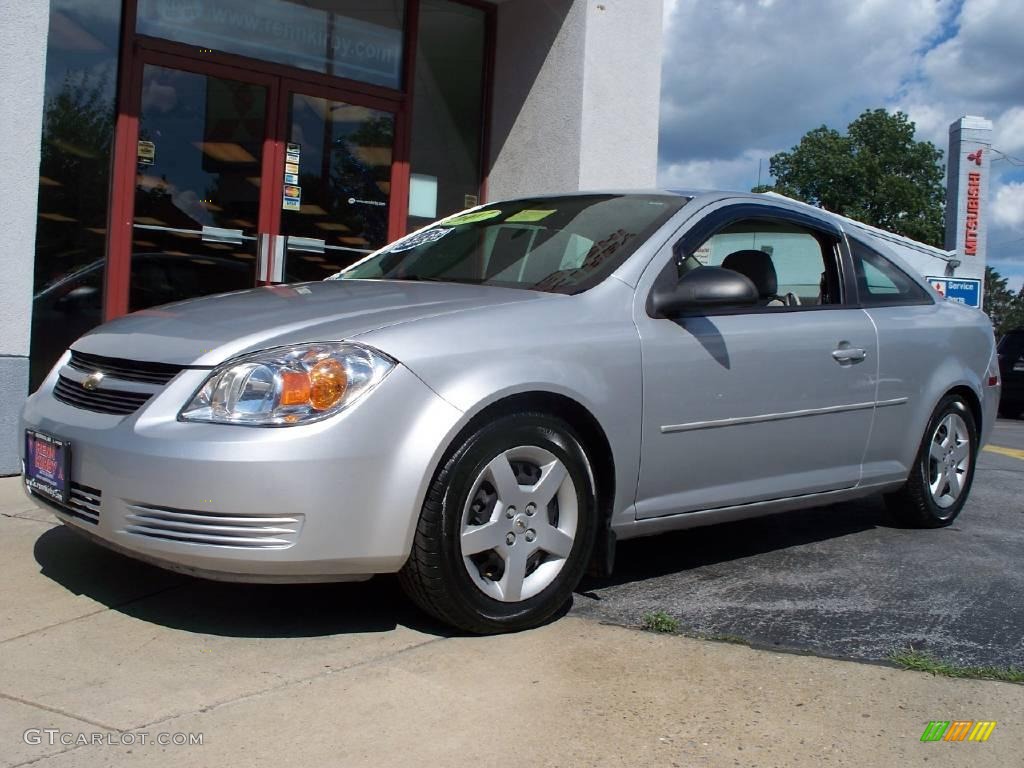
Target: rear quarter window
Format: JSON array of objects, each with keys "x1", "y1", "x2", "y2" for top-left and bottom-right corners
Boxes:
[{"x1": 849, "y1": 238, "x2": 933, "y2": 306}]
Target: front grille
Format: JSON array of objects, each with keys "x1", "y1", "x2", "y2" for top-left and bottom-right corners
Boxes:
[
  {"x1": 124, "y1": 504, "x2": 303, "y2": 549},
  {"x1": 31, "y1": 482, "x2": 102, "y2": 525},
  {"x1": 69, "y1": 350, "x2": 185, "y2": 385},
  {"x1": 54, "y1": 375, "x2": 152, "y2": 415}
]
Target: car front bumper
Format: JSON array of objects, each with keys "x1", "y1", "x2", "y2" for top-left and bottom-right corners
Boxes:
[{"x1": 20, "y1": 357, "x2": 463, "y2": 581}]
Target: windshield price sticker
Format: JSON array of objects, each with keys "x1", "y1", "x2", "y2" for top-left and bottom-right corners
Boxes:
[
  {"x1": 506, "y1": 210, "x2": 555, "y2": 223},
  {"x1": 443, "y1": 210, "x2": 502, "y2": 226}
]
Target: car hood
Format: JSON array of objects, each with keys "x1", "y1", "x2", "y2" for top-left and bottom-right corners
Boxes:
[{"x1": 71, "y1": 280, "x2": 551, "y2": 367}]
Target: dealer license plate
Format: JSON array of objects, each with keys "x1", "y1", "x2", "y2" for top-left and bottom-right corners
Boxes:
[{"x1": 24, "y1": 430, "x2": 70, "y2": 504}]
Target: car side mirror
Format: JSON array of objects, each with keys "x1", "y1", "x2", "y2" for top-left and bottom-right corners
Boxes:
[{"x1": 651, "y1": 266, "x2": 759, "y2": 316}]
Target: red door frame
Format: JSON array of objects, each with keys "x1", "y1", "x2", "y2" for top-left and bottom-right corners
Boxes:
[{"x1": 104, "y1": 0, "x2": 492, "y2": 322}]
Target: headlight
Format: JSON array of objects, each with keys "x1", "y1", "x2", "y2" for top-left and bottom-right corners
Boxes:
[{"x1": 179, "y1": 342, "x2": 394, "y2": 426}]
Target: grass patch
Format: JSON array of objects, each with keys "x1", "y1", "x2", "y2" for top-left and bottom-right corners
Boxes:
[
  {"x1": 888, "y1": 647, "x2": 1024, "y2": 684},
  {"x1": 641, "y1": 611, "x2": 679, "y2": 633}
]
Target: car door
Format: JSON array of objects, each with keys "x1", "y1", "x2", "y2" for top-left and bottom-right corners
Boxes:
[
  {"x1": 845, "y1": 236, "x2": 949, "y2": 484},
  {"x1": 632, "y1": 202, "x2": 879, "y2": 519}
]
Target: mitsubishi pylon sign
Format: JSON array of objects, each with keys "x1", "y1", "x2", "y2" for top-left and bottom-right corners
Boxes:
[{"x1": 944, "y1": 116, "x2": 992, "y2": 299}]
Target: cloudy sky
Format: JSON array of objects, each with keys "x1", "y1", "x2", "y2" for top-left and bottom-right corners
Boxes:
[{"x1": 658, "y1": 0, "x2": 1024, "y2": 290}]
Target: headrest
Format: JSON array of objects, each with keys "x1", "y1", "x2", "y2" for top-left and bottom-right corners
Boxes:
[{"x1": 721, "y1": 249, "x2": 777, "y2": 298}]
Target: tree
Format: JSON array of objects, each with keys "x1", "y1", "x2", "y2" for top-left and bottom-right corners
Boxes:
[
  {"x1": 754, "y1": 109, "x2": 946, "y2": 246},
  {"x1": 984, "y1": 266, "x2": 1024, "y2": 336}
]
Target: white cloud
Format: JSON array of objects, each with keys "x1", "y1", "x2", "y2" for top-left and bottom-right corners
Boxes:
[
  {"x1": 659, "y1": 0, "x2": 951, "y2": 165},
  {"x1": 657, "y1": 0, "x2": 1024, "y2": 266},
  {"x1": 659, "y1": 149, "x2": 777, "y2": 191},
  {"x1": 992, "y1": 182, "x2": 1024, "y2": 230},
  {"x1": 894, "y1": 0, "x2": 1024, "y2": 152},
  {"x1": 917, "y1": 0, "x2": 1024, "y2": 108},
  {"x1": 993, "y1": 108, "x2": 1024, "y2": 157}
]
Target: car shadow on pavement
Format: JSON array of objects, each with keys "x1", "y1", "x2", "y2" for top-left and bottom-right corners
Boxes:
[
  {"x1": 32, "y1": 525, "x2": 455, "y2": 639},
  {"x1": 579, "y1": 495, "x2": 895, "y2": 593}
]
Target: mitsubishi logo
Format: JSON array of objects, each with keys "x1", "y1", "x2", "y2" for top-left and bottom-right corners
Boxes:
[
  {"x1": 82, "y1": 372, "x2": 104, "y2": 391},
  {"x1": 967, "y1": 149, "x2": 983, "y2": 166}
]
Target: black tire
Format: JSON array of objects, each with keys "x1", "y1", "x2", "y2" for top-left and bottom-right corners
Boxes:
[
  {"x1": 399, "y1": 412, "x2": 598, "y2": 634},
  {"x1": 885, "y1": 395, "x2": 978, "y2": 528}
]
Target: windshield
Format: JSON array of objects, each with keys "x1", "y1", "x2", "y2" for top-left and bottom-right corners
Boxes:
[{"x1": 334, "y1": 194, "x2": 687, "y2": 293}]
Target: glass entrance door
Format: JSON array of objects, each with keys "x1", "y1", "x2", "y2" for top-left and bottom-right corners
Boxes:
[
  {"x1": 131, "y1": 64, "x2": 267, "y2": 312},
  {"x1": 120, "y1": 58, "x2": 399, "y2": 314},
  {"x1": 280, "y1": 90, "x2": 395, "y2": 282}
]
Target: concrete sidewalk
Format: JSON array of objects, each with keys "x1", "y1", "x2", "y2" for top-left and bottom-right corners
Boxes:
[{"x1": 1, "y1": 477, "x2": 1020, "y2": 767}]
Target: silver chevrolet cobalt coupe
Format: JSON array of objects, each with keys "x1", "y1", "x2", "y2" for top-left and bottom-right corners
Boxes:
[{"x1": 22, "y1": 192, "x2": 999, "y2": 633}]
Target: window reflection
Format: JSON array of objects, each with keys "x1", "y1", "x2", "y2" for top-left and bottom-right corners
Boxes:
[
  {"x1": 130, "y1": 66, "x2": 265, "y2": 311},
  {"x1": 137, "y1": 0, "x2": 405, "y2": 89},
  {"x1": 407, "y1": 0, "x2": 485, "y2": 231},
  {"x1": 31, "y1": 0, "x2": 121, "y2": 389},
  {"x1": 283, "y1": 95, "x2": 394, "y2": 282}
]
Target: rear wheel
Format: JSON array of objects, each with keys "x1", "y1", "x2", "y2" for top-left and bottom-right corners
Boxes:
[
  {"x1": 399, "y1": 412, "x2": 598, "y2": 634},
  {"x1": 885, "y1": 395, "x2": 977, "y2": 528}
]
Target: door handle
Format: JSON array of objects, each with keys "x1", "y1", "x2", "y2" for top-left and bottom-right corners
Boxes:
[
  {"x1": 287, "y1": 236, "x2": 326, "y2": 254},
  {"x1": 832, "y1": 347, "x2": 867, "y2": 363},
  {"x1": 201, "y1": 225, "x2": 244, "y2": 245}
]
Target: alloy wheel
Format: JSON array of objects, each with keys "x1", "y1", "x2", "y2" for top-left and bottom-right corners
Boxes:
[
  {"x1": 459, "y1": 445, "x2": 579, "y2": 602},
  {"x1": 927, "y1": 412, "x2": 971, "y2": 510}
]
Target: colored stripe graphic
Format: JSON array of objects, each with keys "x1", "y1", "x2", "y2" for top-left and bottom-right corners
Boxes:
[
  {"x1": 920, "y1": 720, "x2": 996, "y2": 742},
  {"x1": 944, "y1": 721, "x2": 973, "y2": 741},
  {"x1": 969, "y1": 722, "x2": 997, "y2": 742}
]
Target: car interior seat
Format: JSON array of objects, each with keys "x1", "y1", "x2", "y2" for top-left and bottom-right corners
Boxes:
[{"x1": 721, "y1": 249, "x2": 800, "y2": 306}]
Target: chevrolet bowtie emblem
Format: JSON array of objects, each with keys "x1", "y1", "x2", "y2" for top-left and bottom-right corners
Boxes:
[{"x1": 82, "y1": 371, "x2": 104, "y2": 391}]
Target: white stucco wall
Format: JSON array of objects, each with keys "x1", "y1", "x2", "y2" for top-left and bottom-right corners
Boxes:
[
  {"x1": 578, "y1": 0, "x2": 663, "y2": 189},
  {"x1": 487, "y1": 0, "x2": 662, "y2": 200},
  {"x1": 488, "y1": 0, "x2": 587, "y2": 199},
  {"x1": 0, "y1": 0, "x2": 49, "y2": 472}
]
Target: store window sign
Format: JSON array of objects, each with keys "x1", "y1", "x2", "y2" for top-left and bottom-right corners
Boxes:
[
  {"x1": 137, "y1": 140, "x2": 156, "y2": 165},
  {"x1": 138, "y1": 0, "x2": 403, "y2": 88}
]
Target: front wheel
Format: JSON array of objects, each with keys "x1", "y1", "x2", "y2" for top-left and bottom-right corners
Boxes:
[
  {"x1": 399, "y1": 412, "x2": 598, "y2": 634},
  {"x1": 885, "y1": 395, "x2": 978, "y2": 528}
]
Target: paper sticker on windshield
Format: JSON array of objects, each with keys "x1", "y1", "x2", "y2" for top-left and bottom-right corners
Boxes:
[
  {"x1": 389, "y1": 227, "x2": 452, "y2": 252},
  {"x1": 506, "y1": 209, "x2": 555, "y2": 223},
  {"x1": 442, "y1": 209, "x2": 502, "y2": 226}
]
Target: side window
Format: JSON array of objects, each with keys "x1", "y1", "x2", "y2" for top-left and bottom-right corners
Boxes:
[
  {"x1": 682, "y1": 218, "x2": 841, "y2": 307},
  {"x1": 849, "y1": 238, "x2": 932, "y2": 306}
]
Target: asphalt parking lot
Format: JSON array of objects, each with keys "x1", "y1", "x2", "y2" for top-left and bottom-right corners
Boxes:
[{"x1": 574, "y1": 418, "x2": 1024, "y2": 669}]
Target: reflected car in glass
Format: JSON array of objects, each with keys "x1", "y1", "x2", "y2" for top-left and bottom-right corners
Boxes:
[{"x1": 21, "y1": 191, "x2": 1000, "y2": 633}]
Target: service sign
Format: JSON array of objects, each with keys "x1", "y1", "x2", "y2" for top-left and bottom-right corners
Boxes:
[{"x1": 927, "y1": 277, "x2": 982, "y2": 309}]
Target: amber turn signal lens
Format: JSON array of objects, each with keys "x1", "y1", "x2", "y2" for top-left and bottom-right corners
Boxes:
[
  {"x1": 309, "y1": 358, "x2": 348, "y2": 410},
  {"x1": 279, "y1": 369, "x2": 311, "y2": 406}
]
